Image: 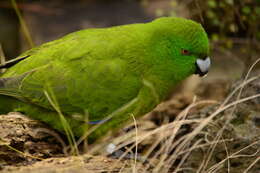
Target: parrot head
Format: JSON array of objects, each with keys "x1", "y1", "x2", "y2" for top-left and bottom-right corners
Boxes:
[{"x1": 150, "y1": 17, "x2": 211, "y2": 82}]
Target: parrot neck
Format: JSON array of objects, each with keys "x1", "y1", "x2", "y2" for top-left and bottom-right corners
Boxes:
[
  {"x1": 143, "y1": 64, "x2": 192, "y2": 102},
  {"x1": 142, "y1": 74, "x2": 178, "y2": 102}
]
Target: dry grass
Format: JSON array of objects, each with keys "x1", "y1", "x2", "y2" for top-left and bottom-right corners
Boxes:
[
  {"x1": 0, "y1": 44, "x2": 6, "y2": 73},
  {"x1": 88, "y1": 59, "x2": 260, "y2": 173},
  {"x1": 11, "y1": 0, "x2": 34, "y2": 48}
]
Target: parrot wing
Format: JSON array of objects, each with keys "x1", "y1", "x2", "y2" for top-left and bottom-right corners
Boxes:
[
  {"x1": 1, "y1": 27, "x2": 146, "y2": 121},
  {"x1": 0, "y1": 56, "x2": 143, "y2": 121}
]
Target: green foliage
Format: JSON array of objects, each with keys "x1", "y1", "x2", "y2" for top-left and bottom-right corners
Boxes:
[{"x1": 190, "y1": 0, "x2": 260, "y2": 47}]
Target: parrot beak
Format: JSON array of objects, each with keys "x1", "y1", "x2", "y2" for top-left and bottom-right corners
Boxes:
[{"x1": 195, "y1": 57, "x2": 211, "y2": 77}]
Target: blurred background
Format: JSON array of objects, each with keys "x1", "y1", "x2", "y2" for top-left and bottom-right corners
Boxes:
[{"x1": 0, "y1": 0, "x2": 259, "y2": 98}]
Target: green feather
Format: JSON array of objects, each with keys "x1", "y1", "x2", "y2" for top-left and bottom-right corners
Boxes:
[{"x1": 0, "y1": 17, "x2": 209, "y2": 142}]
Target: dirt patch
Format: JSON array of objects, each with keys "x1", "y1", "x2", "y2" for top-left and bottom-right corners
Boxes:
[
  {"x1": 2, "y1": 154, "x2": 145, "y2": 173},
  {"x1": 0, "y1": 113, "x2": 64, "y2": 167}
]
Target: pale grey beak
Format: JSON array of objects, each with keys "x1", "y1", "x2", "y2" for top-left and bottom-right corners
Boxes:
[{"x1": 195, "y1": 57, "x2": 211, "y2": 77}]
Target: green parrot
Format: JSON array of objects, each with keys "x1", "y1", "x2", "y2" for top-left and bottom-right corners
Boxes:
[{"x1": 0, "y1": 17, "x2": 210, "y2": 142}]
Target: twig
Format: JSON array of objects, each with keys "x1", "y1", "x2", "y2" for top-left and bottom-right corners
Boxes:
[
  {"x1": 11, "y1": 0, "x2": 34, "y2": 48},
  {"x1": 0, "y1": 44, "x2": 6, "y2": 73}
]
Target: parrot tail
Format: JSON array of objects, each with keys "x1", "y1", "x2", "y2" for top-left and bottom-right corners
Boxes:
[
  {"x1": 0, "y1": 78, "x2": 26, "y2": 114},
  {"x1": 0, "y1": 93, "x2": 88, "y2": 137}
]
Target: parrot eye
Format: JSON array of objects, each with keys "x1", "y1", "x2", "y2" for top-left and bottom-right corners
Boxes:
[{"x1": 181, "y1": 49, "x2": 189, "y2": 55}]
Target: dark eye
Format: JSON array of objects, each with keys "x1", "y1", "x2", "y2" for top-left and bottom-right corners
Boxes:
[{"x1": 181, "y1": 49, "x2": 189, "y2": 55}]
